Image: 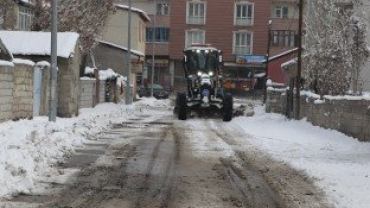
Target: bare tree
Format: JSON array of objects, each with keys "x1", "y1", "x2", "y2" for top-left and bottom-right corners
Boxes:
[
  {"x1": 0, "y1": 0, "x2": 16, "y2": 30},
  {"x1": 303, "y1": 0, "x2": 369, "y2": 96},
  {"x1": 33, "y1": 0, "x2": 115, "y2": 52}
]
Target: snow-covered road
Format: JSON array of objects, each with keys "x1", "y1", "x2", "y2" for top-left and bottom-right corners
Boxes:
[{"x1": 0, "y1": 97, "x2": 369, "y2": 208}]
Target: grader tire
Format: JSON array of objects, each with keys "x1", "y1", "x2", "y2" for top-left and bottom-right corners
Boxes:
[
  {"x1": 222, "y1": 93, "x2": 233, "y2": 122},
  {"x1": 177, "y1": 93, "x2": 187, "y2": 120}
]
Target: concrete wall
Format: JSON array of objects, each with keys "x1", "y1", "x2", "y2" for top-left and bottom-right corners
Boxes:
[
  {"x1": 12, "y1": 62, "x2": 33, "y2": 120},
  {"x1": 99, "y1": 81, "x2": 106, "y2": 103},
  {"x1": 266, "y1": 88, "x2": 370, "y2": 142},
  {"x1": 0, "y1": 64, "x2": 14, "y2": 121},
  {"x1": 92, "y1": 44, "x2": 128, "y2": 75},
  {"x1": 100, "y1": 7, "x2": 146, "y2": 54}
]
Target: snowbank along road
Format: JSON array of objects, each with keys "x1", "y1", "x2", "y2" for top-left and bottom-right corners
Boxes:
[{"x1": 4, "y1": 98, "x2": 333, "y2": 208}]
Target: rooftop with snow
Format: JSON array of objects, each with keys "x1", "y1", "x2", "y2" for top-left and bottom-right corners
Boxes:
[{"x1": 0, "y1": 31, "x2": 79, "y2": 59}]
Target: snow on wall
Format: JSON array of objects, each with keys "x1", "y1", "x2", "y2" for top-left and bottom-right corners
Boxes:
[
  {"x1": 12, "y1": 58, "x2": 35, "y2": 66},
  {"x1": 266, "y1": 88, "x2": 370, "y2": 142},
  {"x1": 0, "y1": 60, "x2": 14, "y2": 67},
  {"x1": 0, "y1": 31, "x2": 79, "y2": 59}
]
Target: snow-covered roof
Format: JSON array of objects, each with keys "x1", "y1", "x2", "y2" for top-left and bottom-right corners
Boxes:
[
  {"x1": 97, "y1": 40, "x2": 145, "y2": 57},
  {"x1": 185, "y1": 45, "x2": 218, "y2": 51},
  {"x1": 281, "y1": 58, "x2": 297, "y2": 70},
  {"x1": 20, "y1": 0, "x2": 35, "y2": 5},
  {"x1": 0, "y1": 31, "x2": 79, "y2": 59},
  {"x1": 115, "y1": 4, "x2": 151, "y2": 22},
  {"x1": 269, "y1": 48, "x2": 298, "y2": 61}
]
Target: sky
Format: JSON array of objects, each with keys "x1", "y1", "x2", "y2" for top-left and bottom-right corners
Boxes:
[{"x1": 0, "y1": 98, "x2": 369, "y2": 208}]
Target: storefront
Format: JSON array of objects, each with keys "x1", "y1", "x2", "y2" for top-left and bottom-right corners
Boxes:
[{"x1": 222, "y1": 55, "x2": 266, "y2": 93}]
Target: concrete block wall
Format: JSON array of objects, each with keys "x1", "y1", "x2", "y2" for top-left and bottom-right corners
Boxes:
[
  {"x1": 99, "y1": 81, "x2": 105, "y2": 103},
  {"x1": 266, "y1": 88, "x2": 370, "y2": 142},
  {"x1": 266, "y1": 88, "x2": 286, "y2": 114},
  {"x1": 39, "y1": 66, "x2": 50, "y2": 116},
  {"x1": 79, "y1": 78, "x2": 107, "y2": 109},
  {"x1": 0, "y1": 65, "x2": 14, "y2": 121},
  {"x1": 12, "y1": 63, "x2": 34, "y2": 120},
  {"x1": 80, "y1": 78, "x2": 96, "y2": 108}
]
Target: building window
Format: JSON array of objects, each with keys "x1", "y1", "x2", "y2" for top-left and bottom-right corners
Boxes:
[
  {"x1": 275, "y1": 6, "x2": 288, "y2": 18},
  {"x1": 156, "y1": 3, "x2": 170, "y2": 15},
  {"x1": 271, "y1": 30, "x2": 296, "y2": 47},
  {"x1": 146, "y1": 27, "x2": 170, "y2": 42},
  {"x1": 233, "y1": 32, "x2": 252, "y2": 55},
  {"x1": 18, "y1": 6, "x2": 33, "y2": 31},
  {"x1": 185, "y1": 30, "x2": 205, "y2": 48},
  {"x1": 186, "y1": 2, "x2": 206, "y2": 25},
  {"x1": 234, "y1": 3, "x2": 254, "y2": 26}
]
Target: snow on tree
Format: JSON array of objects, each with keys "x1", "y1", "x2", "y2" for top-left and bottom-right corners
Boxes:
[
  {"x1": 33, "y1": 0, "x2": 115, "y2": 52},
  {"x1": 303, "y1": 0, "x2": 369, "y2": 96},
  {"x1": 0, "y1": 0, "x2": 16, "y2": 30}
]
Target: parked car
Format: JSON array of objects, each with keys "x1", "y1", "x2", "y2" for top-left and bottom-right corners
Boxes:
[{"x1": 137, "y1": 83, "x2": 169, "y2": 99}]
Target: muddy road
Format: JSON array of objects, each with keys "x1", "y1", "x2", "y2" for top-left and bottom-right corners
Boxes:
[{"x1": 4, "y1": 101, "x2": 332, "y2": 208}]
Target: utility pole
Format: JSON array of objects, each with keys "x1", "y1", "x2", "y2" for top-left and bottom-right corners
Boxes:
[
  {"x1": 151, "y1": 0, "x2": 156, "y2": 97},
  {"x1": 125, "y1": 0, "x2": 132, "y2": 104},
  {"x1": 49, "y1": 0, "x2": 57, "y2": 122},
  {"x1": 263, "y1": 20, "x2": 272, "y2": 104},
  {"x1": 295, "y1": 0, "x2": 303, "y2": 120}
]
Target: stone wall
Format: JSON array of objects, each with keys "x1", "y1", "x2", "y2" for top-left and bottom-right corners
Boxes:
[
  {"x1": 56, "y1": 46, "x2": 81, "y2": 117},
  {"x1": 12, "y1": 62, "x2": 34, "y2": 120},
  {"x1": 0, "y1": 64, "x2": 14, "y2": 121},
  {"x1": 14, "y1": 51, "x2": 81, "y2": 118},
  {"x1": 266, "y1": 88, "x2": 370, "y2": 142}
]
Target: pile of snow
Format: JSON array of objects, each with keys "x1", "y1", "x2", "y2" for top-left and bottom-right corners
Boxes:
[
  {"x1": 83, "y1": 67, "x2": 133, "y2": 87},
  {"x1": 234, "y1": 106, "x2": 370, "y2": 208},
  {"x1": 135, "y1": 97, "x2": 172, "y2": 108},
  {"x1": 0, "y1": 98, "x2": 169, "y2": 198},
  {"x1": 99, "y1": 68, "x2": 118, "y2": 81}
]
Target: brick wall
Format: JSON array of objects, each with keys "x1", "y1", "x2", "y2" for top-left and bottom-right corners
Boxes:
[
  {"x1": 266, "y1": 88, "x2": 370, "y2": 142},
  {"x1": 12, "y1": 62, "x2": 34, "y2": 120},
  {"x1": 0, "y1": 64, "x2": 14, "y2": 121}
]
